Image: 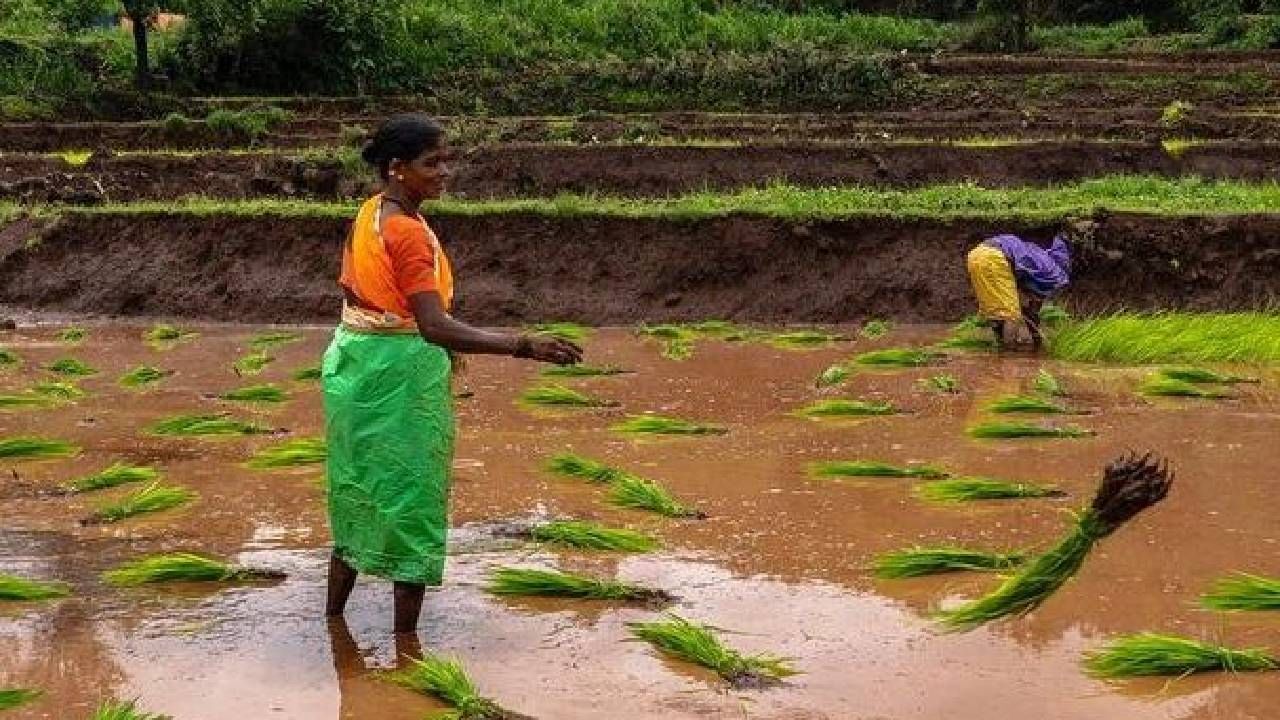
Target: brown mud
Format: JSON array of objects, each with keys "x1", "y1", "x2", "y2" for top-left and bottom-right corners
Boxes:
[
  {"x1": 1, "y1": 325, "x2": 1278, "y2": 719},
  {"x1": 0, "y1": 212, "x2": 1277, "y2": 325}
]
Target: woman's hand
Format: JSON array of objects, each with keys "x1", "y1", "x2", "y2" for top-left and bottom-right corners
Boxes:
[{"x1": 515, "y1": 335, "x2": 583, "y2": 366}]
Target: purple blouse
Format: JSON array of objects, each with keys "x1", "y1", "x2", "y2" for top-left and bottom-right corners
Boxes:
[{"x1": 985, "y1": 234, "x2": 1072, "y2": 298}]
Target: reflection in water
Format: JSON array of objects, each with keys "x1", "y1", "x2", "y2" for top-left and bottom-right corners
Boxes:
[{"x1": 327, "y1": 617, "x2": 435, "y2": 720}]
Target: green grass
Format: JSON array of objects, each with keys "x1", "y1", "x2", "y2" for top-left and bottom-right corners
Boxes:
[
  {"x1": 794, "y1": 399, "x2": 896, "y2": 418},
  {"x1": 815, "y1": 364, "x2": 850, "y2": 388},
  {"x1": 918, "y1": 374, "x2": 959, "y2": 394},
  {"x1": 0, "y1": 436, "x2": 79, "y2": 459},
  {"x1": 149, "y1": 414, "x2": 269, "y2": 437},
  {"x1": 859, "y1": 320, "x2": 891, "y2": 339},
  {"x1": 57, "y1": 326, "x2": 87, "y2": 344},
  {"x1": 967, "y1": 421, "x2": 1094, "y2": 439},
  {"x1": 248, "y1": 331, "x2": 303, "y2": 350},
  {"x1": 247, "y1": 437, "x2": 327, "y2": 469},
  {"x1": 810, "y1": 460, "x2": 947, "y2": 480},
  {"x1": 0, "y1": 572, "x2": 70, "y2": 601},
  {"x1": 0, "y1": 688, "x2": 42, "y2": 710},
  {"x1": 545, "y1": 453, "x2": 632, "y2": 484},
  {"x1": 1040, "y1": 303, "x2": 1071, "y2": 327},
  {"x1": 46, "y1": 357, "x2": 97, "y2": 376},
  {"x1": 31, "y1": 381, "x2": 84, "y2": 400},
  {"x1": 388, "y1": 654, "x2": 507, "y2": 719},
  {"x1": 1200, "y1": 572, "x2": 1280, "y2": 612},
  {"x1": 540, "y1": 364, "x2": 629, "y2": 377},
  {"x1": 768, "y1": 330, "x2": 842, "y2": 349},
  {"x1": 220, "y1": 384, "x2": 289, "y2": 403},
  {"x1": 103, "y1": 552, "x2": 281, "y2": 586},
  {"x1": 853, "y1": 348, "x2": 937, "y2": 367},
  {"x1": 873, "y1": 546, "x2": 1027, "y2": 579},
  {"x1": 1139, "y1": 377, "x2": 1232, "y2": 398},
  {"x1": 1160, "y1": 367, "x2": 1260, "y2": 384},
  {"x1": 291, "y1": 365, "x2": 322, "y2": 381},
  {"x1": 1032, "y1": 369, "x2": 1066, "y2": 396},
  {"x1": 519, "y1": 383, "x2": 616, "y2": 408},
  {"x1": 984, "y1": 394, "x2": 1071, "y2": 414},
  {"x1": 119, "y1": 365, "x2": 173, "y2": 389},
  {"x1": 627, "y1": 614, "x2": 798, "y2": 686},
  {"x1": 144, "y1": 323, "x2": 197, "y2": 345},
  {"x1": 1083, "y1": 633, "x2": 1278, "y2": 678},
  {"x1": 528, "y1": 322, "x2": 590, "y2": 343},
  {"x1": 67, "y1": 463, "x2": 160, "y2": 493},
  {"x1": 916, "y1": 477, "x2": 1064, "y2": 503},
  {"x1": 1049, "y1": 312, "x2": 1280, "y2": 364},
  {"x1": 486, "y1": 566, "x2": 668, "y2": 603},
  {"x1": 612, "y1": 414, "x2": 726, "y2": 436},
  {"x1": 529, "y1": 520, "x2": 658, "y2": 552},
  {"x1": 609, "y1": 476, "x2": 701, "y2": 518},
  {"x1": 90, "y1": 700, "x2": 171, "y2": 720},
  {"x1": 87, "y1": 482, "x2": 195, "y2": 524},
  {"x1": 233, "y1": 351, "x2": 275, "y2": 375}
]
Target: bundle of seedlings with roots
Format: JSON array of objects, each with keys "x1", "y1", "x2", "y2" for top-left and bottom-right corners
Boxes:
[
  {"x1": 873, "y1": 546, "x2": 1027, "y2": 579},
  {"x1": 1032, "y1": 369, "x2": 1067, "y2": 397},
  {"x1": 0, "y1": 391, "x2": 55, "y2": 410},
  {"x1": 0, "y1": 435, "x2": 79, "y2": 460},
  {"x1": 518, "y1": 383, "x2": 617, "y2": 408},
  {"x1": 528, "y1": 520, "x2": 658, "y2": 552},
  {"x1": 859, "y1": 319, "x2": 892, "y2": 339},
  {"x1": 984, "y1": 394, "x2": 1073, "y2": 415},
  {"x1": 853, "y1": 348, "x2": 940, "y2": 368},
  {"x1": 47, "y1": 357, "x2": 97, "y2": 376},
  {"x1": 935, "y1": 452, "x2": 1172, "y2": 631},
  {"x1": 541, "y1": 364, "x2": 630, "y2": 378},
  {"x1": 0, "y1": 572, "x2": 70, "y2": 601},
  {"x1": 144, "y1": 324, "x2": 197, "y2": 346},
  {"x1": 233, "y1": 351, "x2": 275, "y2": 375},
  {"x1": 149, "y1": 414, "x2": 269, "y2": 437},
  {"x1": 1200, "y1": 572, "x2": 1280, "y2": 611},
  {"x1": 0, "y1": 348, "x2": 19, "y2": 368},
  {"x1": 388, "y1": 654, "x2": 528, "y2": 720},
  {"x1": 247, "y1": 438, "x2": 327, "y2": 469},
  {"x1": 528, "y1": 322, "x2": 590, "y2": 343},
  {"x1": 794, "y1": 399, "x2": 896, "y2": 418},
  {"x1": 119, "y1": 366, "x2": 174, "y2": 389},
  {"x1": 918, "y1": 374, "x2": 959, "y2": 394},
  {"x1": 103, "y1": 553, "x2": 285, "y2": 586},
  {"x1": 612, "y1": 414, "x2": 727, "y2": 436},
  {"x1": 810, "y1": 460, "x2": 947, "y2": 479},
  {"x1": 814, "y1": 364, "x2": 850, "y2": 388},
  {"x1": 1139, "y1": 377, "x2": 1232, "y2": 398},
  {"x1": 545, "y1": 453, "x2": 633, "y2": 484},
  {"x1": 609, "y1": 475, "x2": 704, "y2": 518},
  {"x1": 1159, "y1": 367, "x2": 1260, "y2": 384},
  {"x1": 627, "y1": 614, "x2": 798, "y2": 688},
  {"x1": 31, "y1": 381, "x2": 83, "y2": 400},
  {"x1": 91, "y1": 699, "x2": 172, "y2": 720},
  {"x1": 917, "y1": 477, "x2": 1066, "y2": 503},
  {"x1": 967, "y1": 421, "x2": 1094, "y2": 439},
  {"x1": 66, "y1": 463, "x2": 159, "y2": 493},
  {"x1": 486, "y1": 567, "x2": 672, "y2": 606},
  {"x1": 83, "y1": 482, "x2": 196, "y2": 525},
  {"x1": 1083, "y1": 633, "x2": 1278, "y2": 678},
  {"x1": 221, "y1": 384, "x2": 290, "y2": 403},
  {"x1": 292, "y1": 365, "x2": 322, "y2": 381},
  {"x1": 57, "y1": 327, "x2": 87, "y2": 344},
  {"x1": 768, "y1": 330, "x2": 842, "y2": 349},
  {"x1": 0, "y1": 688, "x2": 42, "y2": 710},
  {"x1": 248, "y1": 331, "x2": 304, "y2": 350}
]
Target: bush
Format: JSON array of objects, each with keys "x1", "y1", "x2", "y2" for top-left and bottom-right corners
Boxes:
[{"x1": 205, "y1": 105, "x2": 291, "y2": 139}]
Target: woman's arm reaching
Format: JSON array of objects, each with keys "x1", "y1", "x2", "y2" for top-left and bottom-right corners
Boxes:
[{"x1": 408, "y1": 291, "x2": 582, "y2": 364}]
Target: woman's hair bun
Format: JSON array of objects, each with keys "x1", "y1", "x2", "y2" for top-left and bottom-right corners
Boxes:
[{"x1": 360, "y1": 141, "x2": 380, "y2": 166}]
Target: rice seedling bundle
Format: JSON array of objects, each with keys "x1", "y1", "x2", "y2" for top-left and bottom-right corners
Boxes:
[
  {"x1": 47, "y1": 357, "x2": 97, "y2": 376},
  {"x1": 103, "y1": 552, "x2": 284, "y2": 586},
  {"x1": 1200, "y1": 572, "x2": 1280, "y2": 611},
  {"x1": 814, "y1": 364, "x2": 850, "y2": 388},
  {"x1": 541, "y1": 364, "x2": 629, "y2": 377},
  {"x1": 853, "y1": 348, "x2": 937, "y2": 367},
  {"x1": 528, "y1": 322, "x2": 590, "y2": 343},
  {"x1": 873, "y1": 546, "x2": 1027, "y2": 578},
  {"x1": 57, "y1": 327, "x2": 87, "y2": 344},
  {"x1": 0, "y1": 392, "x2": 54, "y2": 409},
  {"x1": 1083, "y1": 633, "x2": 1278, "y2": 678},
  {"x1": 1160, "y1": 367, "x2": 1259, "y2": 384},
  {"x1": 661, "y1": 336, "x2": 694, "y2": 360},
  {"x1": 937, "y1": 335, "x2": 997, "y2": 351},
  {"x1": 0, "y1": 436, "x2": 79, "y2": 459},
  {"x1": 918, "y1": 374, "x2": 959, "y2": 393},
  {"x1": 518, "y1": 383, "x2": 616, "y2": 408},
  {"x1": 967, "y1": 421, "x2": 1094, "y2": 439},
  {"x1": 85, "y1": 482, "x2": 195, "y2": 524},
  {"x1": 936, "y1": 452, "x2": 1172, "y2": 631},
  {"x1": 388, "y1": 654, "x2": 511, "y2": 720},
  {"x1": 0, "y1": 572, "x2": 70, "y2": 601},
  {"x1": 0, "y1": 348, "x2": 19, "y2": 368},
  {"x1": 627, "y1": 614, "x2": 798, "y2": 687},
  {"x1": 984, "y1": 394, "x2": 1070, "y2": 414},
  {"x1": 769, "y1": 330, "x2": 841, "y2": 349},
  {"x1": 144, "y1": 324, "x2": 197, "y2": 345},
  {"x1": 1048, "y1": 312, "x2": 1280, "y2": 364},
  {"x1": 611, "y1": 414, "x2": 726, "y2": 436},
  {"x1": 149, "y1": 413, "x2": 269, "y2": 437},
  {"x1": 953, "y1": 314, "x2": 985, "y2": 333},
  {"x1": 609, "y1": 475, "x2": 702, "y2": 518},
  {"x1": 233, "y1": 351, "x2": 274, "y2": 375},
  {"x1": 686, "y1": 320, "x2": 742, "y2": 336},
  {"x1": 0, "y1": 688, "x2": 41, "y2": 710},
  {"x1": 31, "y1": 381, "x2": 83, "y2": 399},
  {"x1": 1040, "y1": 303, "x2": 1071, "y2": 327},
  {"x1": 291, "y1": 364, "x2": 322, "y2": 381},
  {"x1": 810, "y1": 460, "x2": 947, "y2": 479},
  {"x1": 91, "y1": 699, "x2": 172, "y2": 720},
  {"x1": 545, "y1": 453, "x2": 632, "y2": 483},
  {"x1": 917, "y1": 477, "x2": 1065, "y2": 503},
  {"x1": 247, "y1": 437, "x2": 327, "y2": 469},
  {"x1": 1139, "y1": 377, "x2": 1231, "y2": 398},
  {"x1": 486, "y1": 567, "x2": 670, "y2": 604},
  {"x1": 636, "y1": 324, "x2": 689, "y2": 340},
  {"x1": 1032, "y1": 369, "x2": 1066, "y2": 396},
  {"x1": 860, "y1": 320, "x2": 892, "y2": 339},
  {"x1": 529, "y1": 521, "x2": 658, "y2": 552},
  {"x1": 119, "y1": 365, "x2": 173, "y2": 389},
  {"x1": 248, "y1": 331, "x2": 303, "y2": 350},
  {"x1": 220, "y1": 384, "x2": 289, "y2": 403},
  {"x1": 67, "y1": 463, "x2": 159, "y2": 493},
  {"x1": 794, "y1": 399, "x2": 896, "y2": 418}
]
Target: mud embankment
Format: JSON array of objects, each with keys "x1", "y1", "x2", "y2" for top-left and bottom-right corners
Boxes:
[{"x1": 0, "y1": 212, "x2": 1275, "y2": 324}]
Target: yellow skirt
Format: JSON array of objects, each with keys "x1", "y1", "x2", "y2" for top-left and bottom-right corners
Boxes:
[{"x1": 966, "y1": 245, "x2": 1022, "y2": 322}]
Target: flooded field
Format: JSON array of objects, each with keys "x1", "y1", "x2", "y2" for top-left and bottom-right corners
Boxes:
[{"x1": 1, "y1": 323, "x2": 1278, "y2": 720}]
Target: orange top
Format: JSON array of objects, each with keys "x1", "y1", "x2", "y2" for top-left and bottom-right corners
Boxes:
[{"x1": 339, "y1": 195, "x2": 454, "y2": 325}]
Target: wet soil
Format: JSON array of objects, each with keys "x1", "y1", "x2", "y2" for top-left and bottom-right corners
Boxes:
[
  {"x1": 1, "y1": 211, "x2": 1277, "y2": 326},
  {"x1": 0, "y1": 325, "x2": 1278, "y2": 719}
]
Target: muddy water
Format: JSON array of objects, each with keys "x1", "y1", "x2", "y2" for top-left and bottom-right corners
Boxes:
[{"x1": 1, "y1": 324, "x2": 1278, "y2": 720}]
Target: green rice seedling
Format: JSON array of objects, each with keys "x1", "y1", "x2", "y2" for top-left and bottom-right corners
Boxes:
[
  {"x1": 794, "y1": 399, "x2": 896, "y2": 418},
  {"x1": 1139, "y1": 377, "x2": 1231, "y2": 399},
  {"x1": 91, "y1": 699, "x2": 172, "y2": 720},
  {"x1": 1032, "y1": 369, "x2": 1066, "y2": 396},
  {"x1": 0, "y1": 688, "x2": 41, "y2": 710},
  {"x1": 247, "y1": 437, "x2": 326, "y2": 469},
  {"x1": 144, "y1": 324, "x2": 197, "y2": 345},
  {"x1": 0, "y1": 572, "x2": 70, "y2": 601},
  {"x1": 810, "y1": 460, "x2": 947, "y2": 479},
  {"x1": 967, "y1": 421, "x2": 1094, "y2": 439},
  {"x1": 518, "y1": 383, "x2": 616, "y2": 408},
  {"x1": 860, "y1": 320, "x2": 892, "y2": 339},
  {"x1": 937, "y1": 335, "x2": 997, "y2": 351},
  {"x1": 149, "y1": 414, "x2": 268, "y2": 437},
  {"x1": 873, "y1": 546, "x2": 1027, "y2": 579},
  {"x1": 1160, "y1": 367, "x2": 1259, "y2": 384},
  {"x1": 611, "y1": 414, "x2": 726, "y2": 436},
  {"x1": 609, "y1": 475, "x2": 702, "y2": 518},
  {"x1": 953, "y1": 314, "x2": 985, "y2": 333},
  {"x1": 627, "y1": 614, "x2": 798, "y2": 687},
  {"x1": 486, "y1": 567, "x2": 670, "y2": 604},
  {"x1": 636, "y1": 324, "x2": 687, "y2": 340},
  {"x1": 0, "y1": 392, "x2": 54, "y2": 410},
  {"x1": 918, "y1": 374, "x2": 959, "y2": 393},
  {"x1": 30, "y1": 381, "x2": 83, "y2": 399},
  {"x1": 768, "y1": 330, "x2": 841, "y2": 349},
  {"x1": 984, "y1": 394, "x2": 1070, "y2": 414},
  {"x1": 388, "y1": 654, "x2": 511, "y2": 720},
  {"x1": 1083, "y1": 633, "x2": 1278, "y2": 678},
  {"x1": 1200, "y1": 572, "x2": 1280, "y2": 611},
  {"x1": 528, "y1": 322, "x2": 590, "y2": 343},
  {"x1": 57, "y1": 326, "x2": 87, "y2": 344},
  {"x1": 917, "y1": 477, "x2": 1065, "y2": 503},
  {"x1": 0, "y1": 348, "x2": 20, "y2": 368},
  {"x1": 1048, "y1": 312, "x2": 1280, "y2": 364},
  {"x1": 686, "y1": 320, "x2": 742, "y2": 336},
  {"x1": 540, "y1": 364, "x2": 629, "y2": 377},
  {"x1": 233, "y1": 351, "x2": 274, "y2": 375},
  {"x1": 936, "y1": 452, "x2": 1172, "y2": 631},
  {"x1": 0, "y1": 436, "x2": 79, "y2": 459},
  {"x1": 119, "y1": 365, "x2": 173, "y2": 389},
  {"x1": 67, "y1": 463, "x2": 159, "y2": 493},
  {"x1": 248, "y1": 331, "x2": 303, "y2": 350},
  {"x1": 85, "y1": 482, "x2": 195, "y2": 524},
  {"x1": 529, "y1": 520, "x2": 658, "y2": 552},
  {"x1": 220, "y1": 384, "x2": 289, "y2": 403},
  {"x1": 815, "y1": 364, "x2": 850, "y2": 388},
  {"x1": 661, "y1": 336, "x2": 695, "y2": 360},
  {"x1": 103, "y1": 552, "x2": 284, "y2": 586},
  {"x1": 46, "y1": 357, "x2": 97, "y2": 376},
  {"x1": 291, "y1": 364, "x2": 322, "y2": 381},
  {"x1": 853, "y1": 348, "x2": 937, "y2": 367},
  {"x1": 1040, "y1": 303, "x2": 1071, "y2": 327},
  {"x1": 545, "y1": 453, "x2": 631, "y2": 483}
]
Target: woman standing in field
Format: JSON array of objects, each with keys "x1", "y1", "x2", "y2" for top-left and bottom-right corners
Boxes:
[{"x1": 323, "y1": 114, "x2": 582, "y2": 632}]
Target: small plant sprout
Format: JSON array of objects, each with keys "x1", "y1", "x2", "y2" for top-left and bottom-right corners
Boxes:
[
  {"x1": 815, "y1": 364, "x2": 850, "y2": 388},
  {"x1": 103, "y1": 552, "x2": 284, "y2": 586},
  {"x1": 0, "y1": 688, "x2": 42, "y2": 710},
  {"x1": 119, "y1": 365, "x2": 174, "y2": 389},
  {"x1": 518, "y1": 383, "x2": 617, "y2": 408},
  {"x1": 917, "y1": 477, "x2": 1066, "y2": 503},
  {"x1": 388, "y1": 653, "x2": 515, "y2": 720},
  {"x1": 853, "y1": 348, "x2": 938, "y2": 368},
  {"x1": 609, "y1": 475, "x2": 703, "y2": 518},
  {"x1": 967, "y1": 421, "x2": 1094, "y2": 439},
  {"x1": 859, "y1": 319, "x2": 892, "y2": 338},
  {"x1": 768, "y1": 330, "x2": 842, "y2": 349},
  {"x1": 529, "y1": 521, "x2": 658, "y2": 552},
  {"x1": 486, "y1": 567, "x2": 671, "y2": 605},
  {"x1": 31, "y1": 381, "x2": 83, "y2": 400},
  {"x1": 545, "y1": 453, "x2": 632, "y2": 483},
  {"x1": 918, "y1": 374, "x2": 959, "y2": 393},
  {"x1": 1083, "y1": 633, "x2": 1277, "y2": 678},
  {"x1": 612, "y1": 414, "x2": 726, "y2": 436},
  {"x1": 233, "y1": 351, "x2": 274, "y2": 375},
  {"x1": 1139, "y1": 377, "x2": 1232, "y2": 399},
  {"x1": 953, "y1": 314, "x2": 985, "y2": 333},
  {"x1": 292, "y1": 365, "x2": 322, "y2": 381},
  {"x1": 248, "y1": 331, "x2": 303, "y2": 350},
  {"x1": 661, "y1": 336, "x2": 695, "y2": 360},
  {"x1": 1200, "y1": 572, "x2": 1280, "y2": 611},
  {"x1": 67, "y1": 463, "x2": 159, "y2": 493},
  {"x1": 0, "y1": 436, "x2": 79, "y2": 460},
  {"x1": 1039, "y1": 303, "x2": 1071, "y2": 327},
  {"x1": 1160, "y1": 99, "x2": 1194, "y2": 127},
  {"x1": 528, "y1": 322, "x2": 590, "y2": 343},
  {"x1": 91, "y1": 699, "x2": 172, "y2": 720},
  {"x1": 57, "y1": 326, "x2": 87, "y2": 344},
  {"x1": 149, "y1": 414, "x2": 269, "y2": 437},
  {"x1": 984, "y1": 394, "x2": 1071, "y2": 414},
  {"x1": 936, "y1": 452, "x2": 1172, "y2": 631},
  {"x1": 541, "y1": 364, "x2": 629, "y2": 377},
  {"x1": 84, "y1": 482, "x2": 196, "y2": 525},
  {"x1": 810, "y1": 460, "x2": 947, "y2": 479},
  {"x1": 47, "y1": 357, "x2": 97, "y2": 376},
  {"x1": 247, "y1": 437, "x2": 327, "y2": 469},
  {"x1": 794, "y1": 399, "x2": 896, "y2": 418},
  {"x1": 627, "y1": 614, "x2": 798, "y2": 687},
  {"x1": 0, "y1": 573, "x2": 70, "y2": 601},
  {"x1": 144, "y1": 324, "x2": 197, "y2": 346},
  {"x1": 638, "y1": 324, "x2": 699, "y2": 360},
  {"x1": 873, "y1": 546, "x2": 1027, "y2": 579},
  {"x1": 1159, "y1": 367, "x2": 1259, "y2": 384},
  {"x1": 220, "y1": 384, "x2": 290, "y2": 403},
  {"x1": 1032, "y1": 369, "x2": 1067, "y2": 396}
]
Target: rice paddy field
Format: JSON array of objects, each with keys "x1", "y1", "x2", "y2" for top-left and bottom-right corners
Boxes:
[{"x1": 1, "y1": 321, "x2": 1278, "y2": 719}]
